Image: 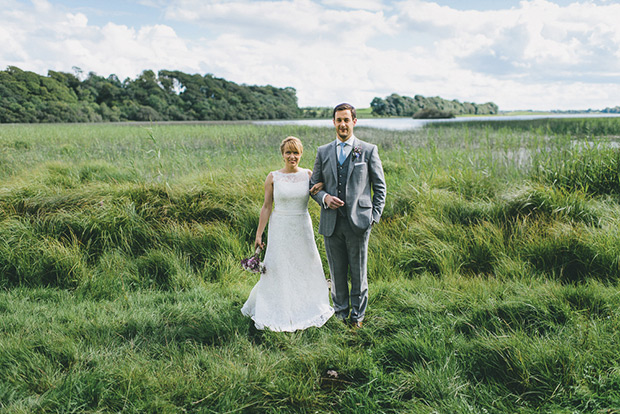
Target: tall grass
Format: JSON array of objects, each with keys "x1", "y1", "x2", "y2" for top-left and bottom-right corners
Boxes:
[{"x1": 1, "y1": 118, "x2": 620, "y2": 412}]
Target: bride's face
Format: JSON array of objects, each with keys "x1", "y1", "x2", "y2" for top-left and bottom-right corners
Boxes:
[{"x1": 282, "y1": 144, "x2": 302, "y2": 168}]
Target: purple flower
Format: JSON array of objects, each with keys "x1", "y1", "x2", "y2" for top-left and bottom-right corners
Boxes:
[
  {"x1": 241, "y1": 248, "x2": 266, "y2": 274},
  {"x1": 352, "y1": 146, "x2": 362, "y2": 159}
]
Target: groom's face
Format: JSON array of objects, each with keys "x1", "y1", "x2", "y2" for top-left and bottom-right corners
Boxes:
[{"x1": 333, "y1": 109, "x2": 357, "y2": 141}]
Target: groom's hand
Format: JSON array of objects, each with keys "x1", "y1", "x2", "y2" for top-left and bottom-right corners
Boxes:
[{"x1": 325, "y1": 194, "x2": 345, "y2": 209}]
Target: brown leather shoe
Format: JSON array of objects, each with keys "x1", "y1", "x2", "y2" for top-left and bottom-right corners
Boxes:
[{"x1": 352, "y1": 321, "x2": 363, "y2": 329}]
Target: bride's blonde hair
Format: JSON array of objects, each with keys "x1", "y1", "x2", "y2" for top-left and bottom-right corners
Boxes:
[{"x1": 280, "y1": 136, "x2": 303, "y2": 154}]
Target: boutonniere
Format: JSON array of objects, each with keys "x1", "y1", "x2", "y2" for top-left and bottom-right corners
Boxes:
[{"x1": 352, "y1": 146, "x2": 362, "y2": 159}]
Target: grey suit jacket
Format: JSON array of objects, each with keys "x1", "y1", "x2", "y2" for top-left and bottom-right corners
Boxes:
[{"x1": 310, "y1": 137, "x2": 386, "y2": 237}]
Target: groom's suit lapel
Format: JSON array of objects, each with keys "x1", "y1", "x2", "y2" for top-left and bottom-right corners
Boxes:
[
  {"x1": 345, "y1": 139, "x2": 360, "y2": 185},
  {"x1": 329, "y1": 141, "x2": 338, "y2": 182}
]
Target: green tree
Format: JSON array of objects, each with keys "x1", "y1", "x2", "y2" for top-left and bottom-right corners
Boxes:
[
  {"x1": 370, "y1": 93, "x2": 499, "y2": 117},
  {"x1": 1, "y1": 66, "x2": 302, "y2": 123}
]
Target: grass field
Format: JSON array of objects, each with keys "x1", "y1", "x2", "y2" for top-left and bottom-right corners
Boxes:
[{"x1": 1, "y1": 118, "x2": 620, "y2": 413}]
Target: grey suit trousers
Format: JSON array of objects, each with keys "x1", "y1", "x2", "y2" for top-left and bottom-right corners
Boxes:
[{"x1": 324, "y1": 214, "x2": 371, "y2": 322}]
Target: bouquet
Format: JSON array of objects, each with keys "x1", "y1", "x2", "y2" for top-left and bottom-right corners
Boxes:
[{"x1": 241, "y1": 247, "x2": 266, "y2": 274}]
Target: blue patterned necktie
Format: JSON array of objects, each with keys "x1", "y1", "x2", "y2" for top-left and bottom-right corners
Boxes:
[{"x1": 338, "y1": 142, "x2": 347, "y2": 165}]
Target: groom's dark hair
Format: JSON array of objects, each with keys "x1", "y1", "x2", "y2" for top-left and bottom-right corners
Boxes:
[{"x1": 333, "y1": 103, "x2": 356, "y2": 120}]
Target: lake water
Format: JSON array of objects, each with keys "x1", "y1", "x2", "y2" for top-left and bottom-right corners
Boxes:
[{"x1": 254, "y1": 113, "x2": 620, "y2": 131}]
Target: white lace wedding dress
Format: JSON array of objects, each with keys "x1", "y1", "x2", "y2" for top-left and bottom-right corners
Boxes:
[{"x1": 241, "y1": 169, "x2": 334, "y2": 331}]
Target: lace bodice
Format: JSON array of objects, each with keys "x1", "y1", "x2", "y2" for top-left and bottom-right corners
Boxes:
[{"x1": 272, "y1": 170, "x2": 310, "y2": 213}]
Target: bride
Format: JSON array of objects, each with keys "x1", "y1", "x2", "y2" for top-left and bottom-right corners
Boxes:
[{"x1": 241, "y1": 136, "x2": 334, "y2": 331}]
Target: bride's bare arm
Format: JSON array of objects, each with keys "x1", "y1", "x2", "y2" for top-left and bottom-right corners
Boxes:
[{"x1": 255, "y1": 173, "x2": 274, "y2": 250}]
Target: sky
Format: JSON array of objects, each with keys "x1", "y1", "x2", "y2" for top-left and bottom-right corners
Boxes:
[{"x1": 2, "y1": 0, "x2": 620, "y2": 111}]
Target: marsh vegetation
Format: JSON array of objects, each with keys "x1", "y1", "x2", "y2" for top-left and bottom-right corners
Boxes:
[{"x1": 1, "y1": 118, "x2": 620, "y2": 412}]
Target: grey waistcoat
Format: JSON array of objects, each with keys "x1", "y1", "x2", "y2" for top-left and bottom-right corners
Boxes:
[{"x1": 336, "y1": 152, "x2": 351, "y2": 217}]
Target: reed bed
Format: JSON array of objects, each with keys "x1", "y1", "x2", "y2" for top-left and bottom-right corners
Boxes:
[{"x1": 1, "y1": 118, "x2": 620, "y2": 413}]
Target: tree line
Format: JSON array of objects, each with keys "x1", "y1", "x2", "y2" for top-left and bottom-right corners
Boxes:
[
  {"x1": 1, "y1": 66, "x2": 502, "y2": 123},
  {"x1": 370, "y1": 93, "x2": 498, "y2": 117},
  {"x1": 0, "y1": 66, "x2": 300, "y2": 123}
]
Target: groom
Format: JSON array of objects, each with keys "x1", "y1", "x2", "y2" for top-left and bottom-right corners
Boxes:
[{"x1": 310, "y1": 103, "x2": 386, "y2": 328}]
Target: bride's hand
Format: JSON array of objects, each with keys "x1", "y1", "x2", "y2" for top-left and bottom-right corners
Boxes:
[
  {"x1": 310, "y1": 182, "x2": 324, "y2": 195},
  {"x1": 254, "y1": 235, "x2": 265, "y2": 251}
]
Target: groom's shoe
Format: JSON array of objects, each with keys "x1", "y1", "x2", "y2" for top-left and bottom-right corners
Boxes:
[{"x1": 351, "y1": 321, "x2": 363, "y2": 329}]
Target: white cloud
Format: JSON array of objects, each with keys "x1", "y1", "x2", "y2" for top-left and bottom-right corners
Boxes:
[
  {"x1": 1, "y1": 0, "x2": 620, "y2": 110},
  {"x1": 163, "y1": 0, "x2": 397, "y2": 43},
  {"x1": 0, "y1": 2, "x2": 201, "y2": 80},
  {"x1": 164, "y1": 0, "x2": 327, "y2": 36},
  {"x1": 387, "y1": 0, "x2": 620, "y2": 108},
  {"x1": 321, "y1": 0, "x2": 387, "y2": 12}
]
